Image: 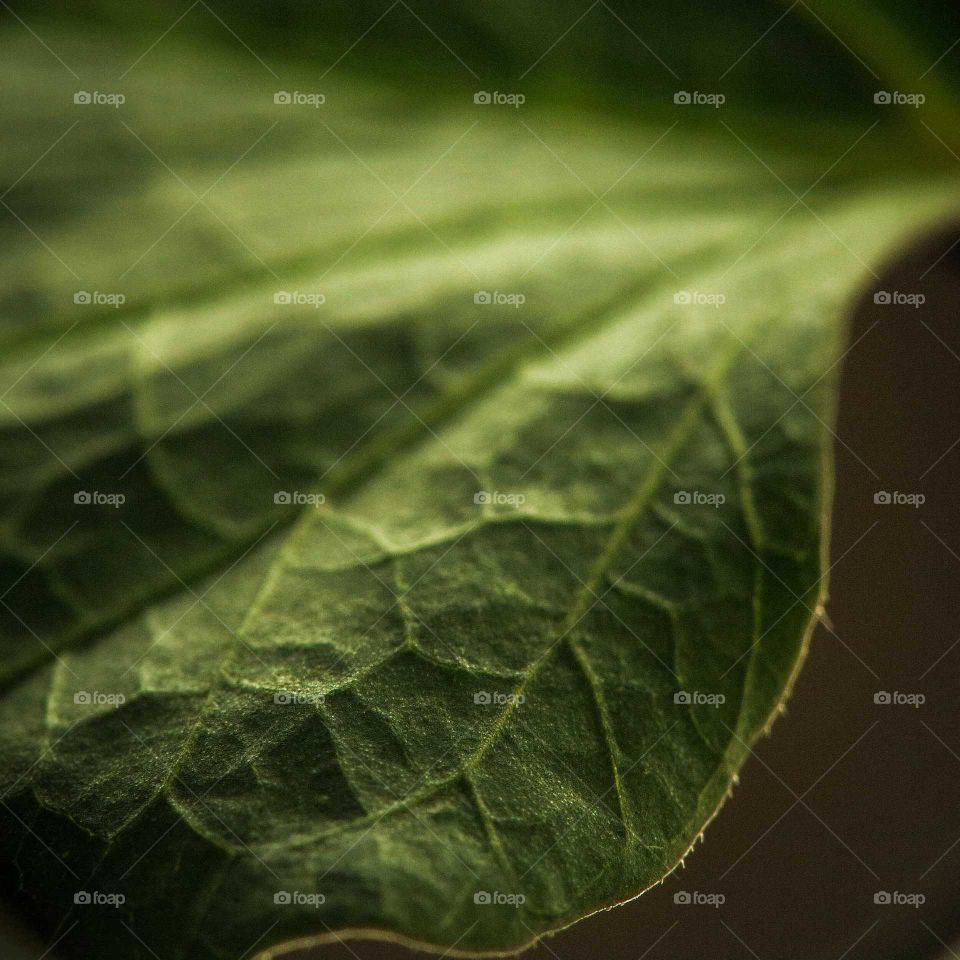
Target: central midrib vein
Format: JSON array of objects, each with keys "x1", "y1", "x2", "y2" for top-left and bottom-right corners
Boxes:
[{"x1": 5, "y1": 238, "x2": 734, "y2": 690}]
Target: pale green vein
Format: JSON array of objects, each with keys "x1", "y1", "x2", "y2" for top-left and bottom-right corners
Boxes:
[{"x1": 270, "y1": 326, "x2": 760, "y2": 856}]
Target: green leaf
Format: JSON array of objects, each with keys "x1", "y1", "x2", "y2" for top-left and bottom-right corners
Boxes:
[{"x1": 0, "y1": 5, "x2": 957, "y2": 960}]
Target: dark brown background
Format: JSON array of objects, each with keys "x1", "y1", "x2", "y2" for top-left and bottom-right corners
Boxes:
[{"x1": 2, "y1": 229, "x2": 959, "y2": 960}]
